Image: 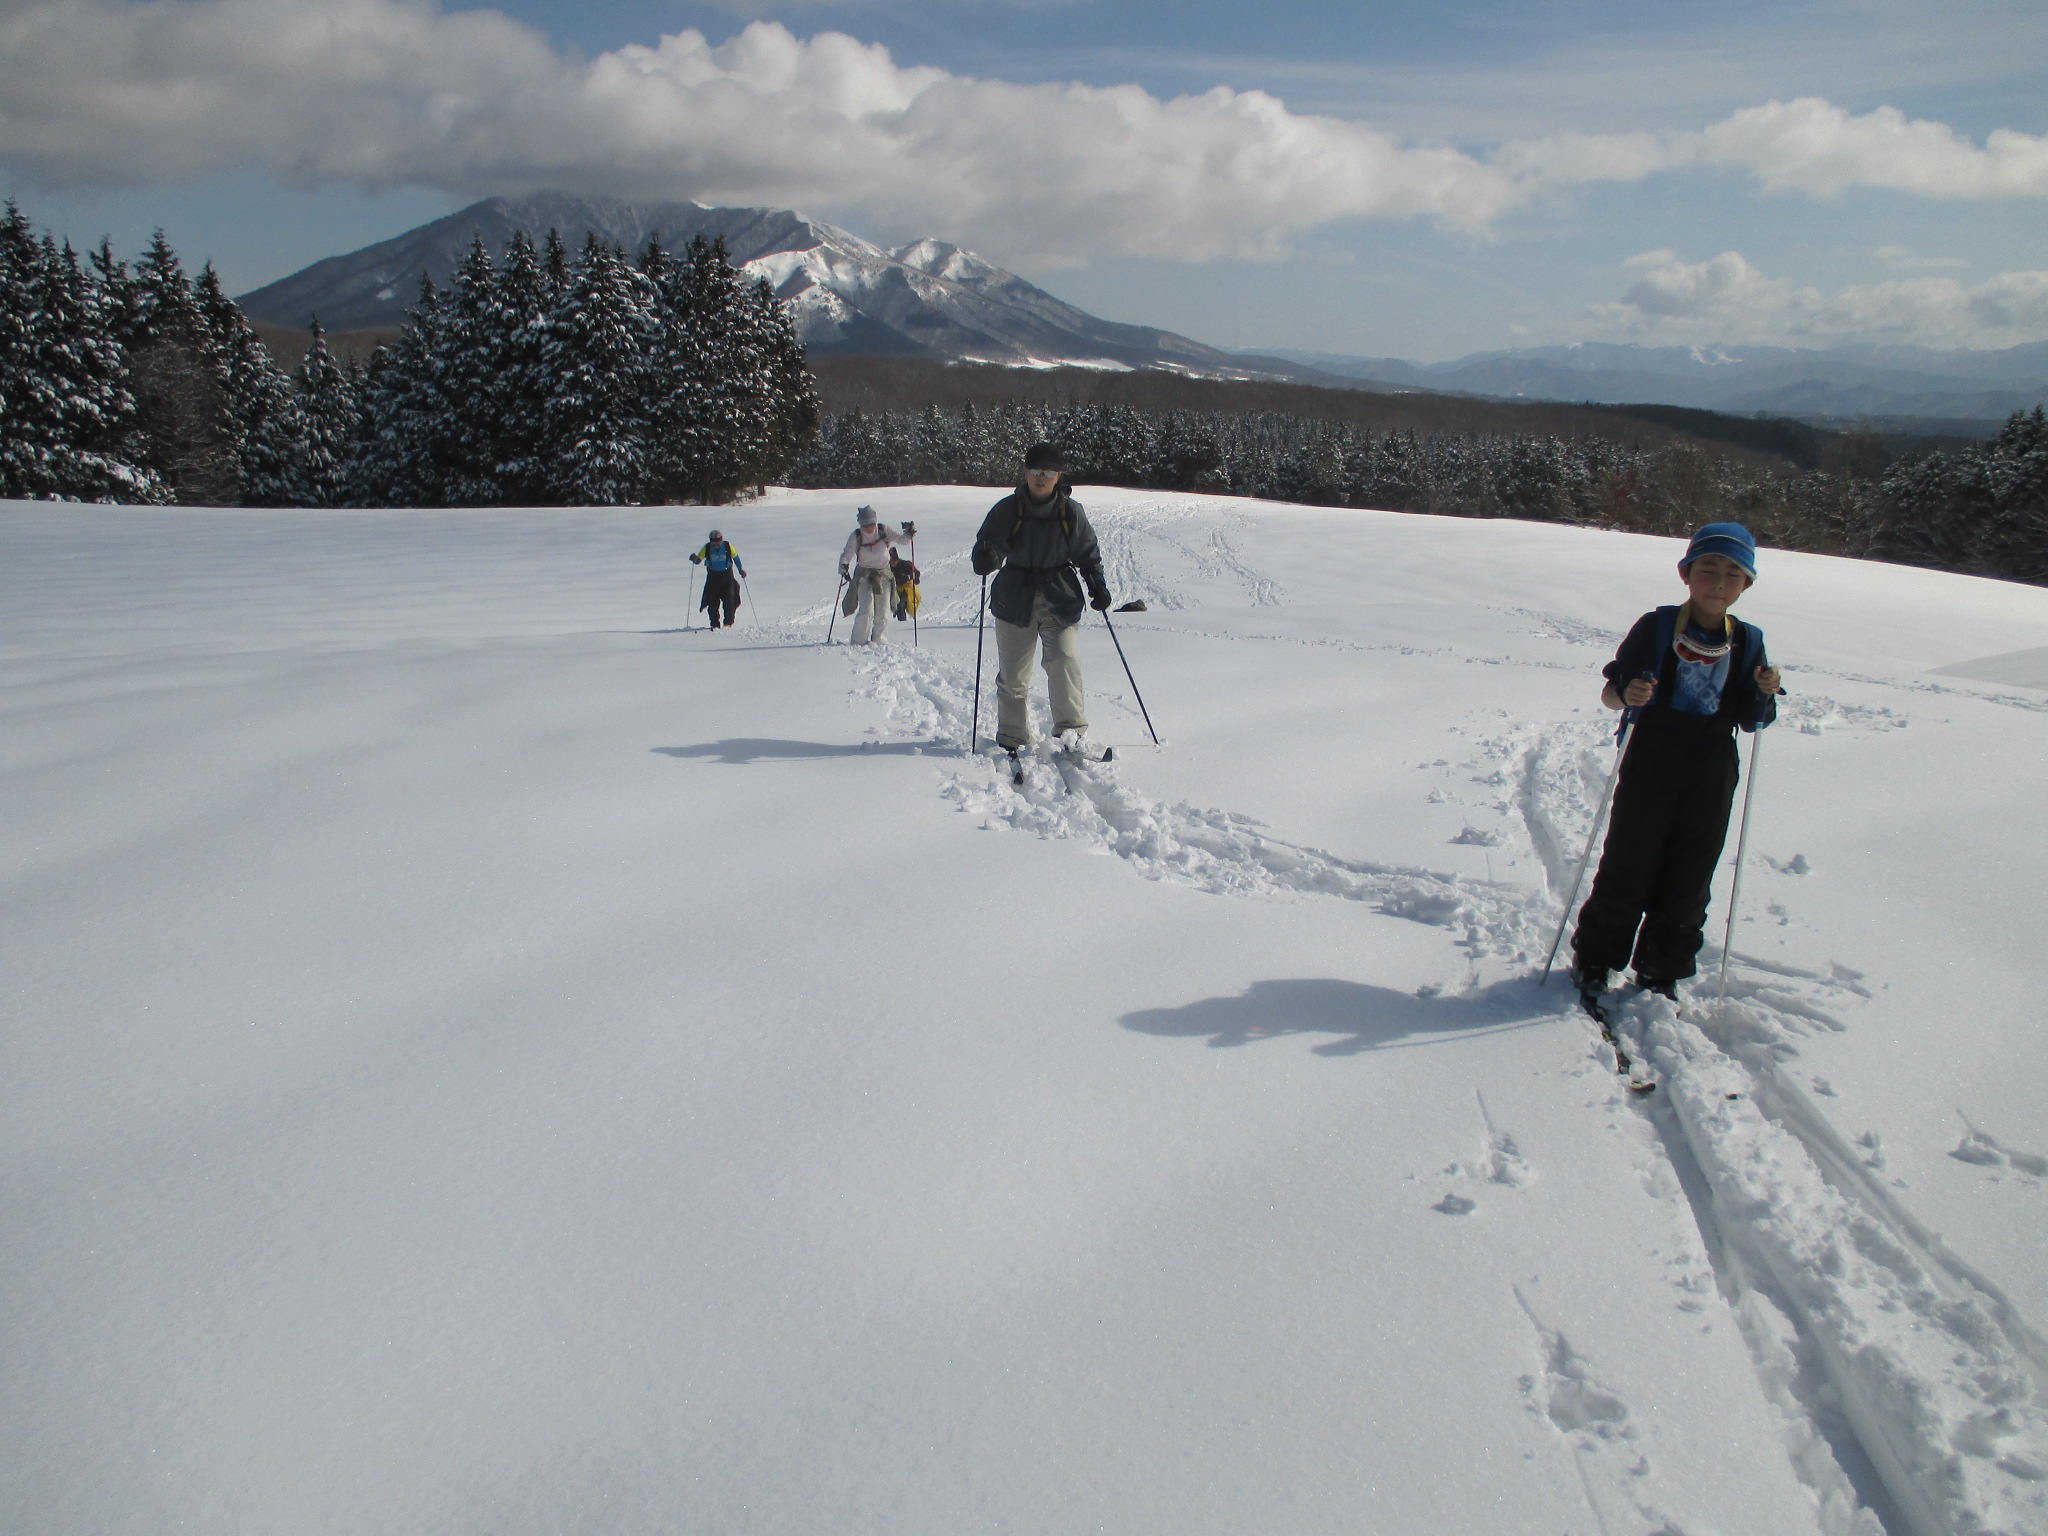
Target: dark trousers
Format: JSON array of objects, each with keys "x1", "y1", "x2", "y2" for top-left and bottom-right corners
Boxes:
[
  {"x1": 701, "y1": 570, "x2": 740, "y2": 627},
  {"x1": 1572, "y1": 721, "x2": 1740, "y2": 984}
]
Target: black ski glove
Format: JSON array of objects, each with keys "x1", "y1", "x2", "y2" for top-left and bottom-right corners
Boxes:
[
  {"x1": 688, "y1": 553, "x2": 701, "y2": 564},
  {"x1": 1088, "y1": 579, "x2": 1113, "y2": 611}
]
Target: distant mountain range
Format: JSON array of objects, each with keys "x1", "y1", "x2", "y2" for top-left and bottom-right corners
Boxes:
[
  {"x1": 236, "y1": 193, "x2": 1340, "y2": 385},
  {"x1": 237, "y1": 194, "x2": 2047, "y2": 426},
  {"x1": 1259, "y1": 342, "x2": 2048, "y2": 426}
]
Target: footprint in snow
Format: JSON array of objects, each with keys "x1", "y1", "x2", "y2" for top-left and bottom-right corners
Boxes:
[
  {"x1": 1511, "y1": 1288, "x2": 1692, "y2": 1534},
  {"x1": 1431, "y1": 1092, "x2": 1534, "y2": 1214},
  {"x1": 1951, "y1": 1126, "x2": 2048, "y2": 1178}
]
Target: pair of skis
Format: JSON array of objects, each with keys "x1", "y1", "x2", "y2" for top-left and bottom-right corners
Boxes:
[{"x1": 1003, "y1": 739, "x2": 1114, "y2": 787}]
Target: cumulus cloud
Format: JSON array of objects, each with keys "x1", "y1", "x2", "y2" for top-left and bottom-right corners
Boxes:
[
  {"x1": 1592, "y1": 249, "x2": 2048, "y2": 349},
  {"x1": 0, "y1": 1, "x2": 2044, "y2": 269},
  {"x1": 1493, "y1": 97, "x2": 2048, "y2": 199},
  {"x1": 0, "y1": 0, "x2": 1524, "y2": 265}
]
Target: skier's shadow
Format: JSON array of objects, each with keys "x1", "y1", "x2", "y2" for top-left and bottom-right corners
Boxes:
[
  {"x1": 1121, "y1": 977, "x2": 1551, "y2": 1056},
  {"x1": 654, "y1": 738, "x2": 930, "y2": 764}
]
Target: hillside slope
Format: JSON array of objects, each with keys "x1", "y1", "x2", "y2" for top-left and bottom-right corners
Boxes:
[{"x1": 5, "y1": 493, "x2": 2046, "y2": 1535}]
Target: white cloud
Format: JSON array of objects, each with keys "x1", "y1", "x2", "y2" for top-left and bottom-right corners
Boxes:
[
  {"x1": 1695, "y1": 97, "x2": 2048, "y2": 199},
  {"x1": 1874, "y1": 245, "x2": 1966, "y2": 271},
  {"x1": 0, "y1": 1, "x2": 1523, "y2": 265},
  {"x1": 1493, "y1": 98, "x2": 2048, "y2": 199},
  {"x1": 1592, "y1": 250, "x2": 2048, "y2": 349},
  {"x1": 0, "y1": 2, "x2": 2043, "y2": 272}
]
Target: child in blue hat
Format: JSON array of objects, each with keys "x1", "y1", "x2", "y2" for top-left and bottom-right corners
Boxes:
[{"x1": 1570, "y1": 523, "x2": 1783, "y2": 1019}]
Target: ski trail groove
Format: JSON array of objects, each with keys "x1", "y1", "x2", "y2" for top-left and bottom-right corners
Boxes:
[
  {"x1": 1510, "y1": 714, "x2": 2048, "y2": 1535},
  {"x1": 1618, "y1": 994, "x2": 2048, "y2": 1536},
  {"x1": 851, "y1": 642, "x2": 1547, "y2": 962}
]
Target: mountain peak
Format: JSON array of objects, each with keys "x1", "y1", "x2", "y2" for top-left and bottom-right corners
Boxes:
[{"x1": 234, "y1": 192, "x2": 1330, "y2": 383}]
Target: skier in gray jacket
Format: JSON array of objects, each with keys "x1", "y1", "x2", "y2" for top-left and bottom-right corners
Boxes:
[{"x1": 971, "y1": 443, "x2": 1113, "y2": 754}]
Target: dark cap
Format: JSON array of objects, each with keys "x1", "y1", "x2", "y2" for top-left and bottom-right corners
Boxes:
[{"x1": 1022, "y1": 442, "x2": 1066, "y2": 472}]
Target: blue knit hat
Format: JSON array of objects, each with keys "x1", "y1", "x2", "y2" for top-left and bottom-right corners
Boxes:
[{"x1": 1682, "y1": 522, "x2": 1757, "y2": 579}]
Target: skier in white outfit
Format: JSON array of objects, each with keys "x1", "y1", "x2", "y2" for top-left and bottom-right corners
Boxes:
[{"x1": 839, "y1": 505, "x2": 903, "y2": 645}]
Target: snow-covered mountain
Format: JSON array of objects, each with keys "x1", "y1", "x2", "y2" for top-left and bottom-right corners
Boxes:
[
  {"x1": 9, "y1": 487, "x2": 2048, "y2": 1534},
  {"x1": 1268, "y1": 341, "x2": 2048, "y2": 423},
  {"x1": 236, "y1": 193, "x2": 1319, "y2": 380}
]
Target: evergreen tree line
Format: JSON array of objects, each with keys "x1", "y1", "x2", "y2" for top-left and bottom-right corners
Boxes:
[
  {"x1": 792, "y1": 400, "x2": 2048, "y2": 586},
  {"x1": 2, "y1": 201, "x2": 819, "y2": 508}
]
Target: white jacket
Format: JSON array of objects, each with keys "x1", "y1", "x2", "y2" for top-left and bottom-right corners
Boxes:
[{"x1": 841, "y1": 523, "x2": 901, "y2": 571}]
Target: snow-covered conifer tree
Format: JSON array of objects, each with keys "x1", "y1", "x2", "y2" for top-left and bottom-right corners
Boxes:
[
  {"x1": 243, "y1": 319, "x2": 359, "y2": 507},
  {"x1": 486, "y1": 232, "x2": 556, "y2": 505},
  {"x1": 103, "y1": 232, "x2": 241, "y2": 503},
  {"x1": 191, "y1": 263, "x2": 298, "y2": 506},
  {"x1": 0, "y1": 205, "x2": 164, "y2": 502},
  {"x1": 432, "y1": 237, "x2": 509, "y2": 506},
  {"x1": 539, "y1": 237, "x2": 657, "y2": 505},
  {"x1": 347, "y1": 277, "x2": 455, "y2": 507},
  {"x1": 746, "y1": 271, "x2": 819, "y2": 487}
]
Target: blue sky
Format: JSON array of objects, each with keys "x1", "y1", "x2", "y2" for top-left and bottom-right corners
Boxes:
[{"x1": 4, "y1": 0, "x2": 2043, "y2": 360}]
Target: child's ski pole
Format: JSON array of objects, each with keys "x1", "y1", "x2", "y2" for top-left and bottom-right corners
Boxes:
[
  {"x1": 969, "y1": 574, "x2": 987, "y2": 753},
  {"x1": 1716, "y1": 731, "x2": 1763, "y2": 1002},
  {"x1": 1541, "y1": 676, "x2": 1655, "y2": 986},
  {"x1": 1101, "y1": 607, "x2": 1160, "y2": 745}
]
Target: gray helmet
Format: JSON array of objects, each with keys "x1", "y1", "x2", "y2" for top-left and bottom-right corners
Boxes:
[{"x1": 856, "y1": 505, "x2": 878, "y2": 526}]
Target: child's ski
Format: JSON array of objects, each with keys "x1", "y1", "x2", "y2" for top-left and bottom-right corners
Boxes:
[
  {"x1": 1578, "y1": 989, "x2": 1657, "y2": 1093},
  {"x1": 1612, "y1": 1029, "x2": 1658, "y2": 1094}
]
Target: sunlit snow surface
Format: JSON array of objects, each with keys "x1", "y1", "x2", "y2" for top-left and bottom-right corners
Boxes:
[{"x1": 5, "y1": 489, "x2": 2047, "y2": 1536}]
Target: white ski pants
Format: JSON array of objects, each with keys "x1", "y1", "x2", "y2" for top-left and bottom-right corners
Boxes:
[
  {"x1": 993, "y1": 592, "x2": 1087, "y2": 749},
  {"x1": 851, "y1": 567, "x2": 892, "y2": 644}
]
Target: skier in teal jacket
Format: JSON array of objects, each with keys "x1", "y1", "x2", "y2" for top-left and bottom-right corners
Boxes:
[{"x1": 690, "y1": 530, "x2": 746, "y2": 629}]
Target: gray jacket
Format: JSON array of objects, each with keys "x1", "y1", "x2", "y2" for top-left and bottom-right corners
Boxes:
[{"x1": 971, "y1": 483, "x2": 1109, "y2": 626}]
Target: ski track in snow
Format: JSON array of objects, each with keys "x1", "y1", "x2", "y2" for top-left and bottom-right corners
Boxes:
[
  {"x1": 816, "y1": 505, "x2": 2048, "y2": 1536},
  {"x1": 1507, "y1": 720, "x2": 2048, "y2": 1536},
  {"x1": 851, "y1": 639, "x2": 1539, "y2": 968},
  {"x1": 1617, "y1": 991, "x2": 2048, "y2": 1536}
]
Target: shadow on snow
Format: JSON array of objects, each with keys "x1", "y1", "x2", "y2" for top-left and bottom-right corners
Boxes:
[
  {"x1": 1121, "y1": 976, "x2": 1557, "y2": 1056},
  {"x1": 654, "y1": 738, "x2": 929, "y2": 764}
]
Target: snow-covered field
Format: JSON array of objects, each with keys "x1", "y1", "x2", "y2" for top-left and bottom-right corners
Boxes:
[{"x1": 5, "y1": 487, "x2": 2046, "y2": 1536}]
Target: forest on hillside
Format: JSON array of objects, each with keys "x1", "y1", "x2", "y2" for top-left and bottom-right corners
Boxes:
[
  {"x1": 0, "y1": 201, "x2": 816, "y2": 510},
  {"x1": 4, "y1": 197, "x2": 2043, "y2": 585},
  {"x1": 795, "y1": 362, "x2": 2048, "y2": 587}
]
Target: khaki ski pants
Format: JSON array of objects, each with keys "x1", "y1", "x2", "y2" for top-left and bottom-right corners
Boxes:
[
  {"x1": 851, "y1": 567, "x2": 892, "y2": 644},
  {"x1": 993, "y1": 592, "x2": 1087, "y2": 749}
]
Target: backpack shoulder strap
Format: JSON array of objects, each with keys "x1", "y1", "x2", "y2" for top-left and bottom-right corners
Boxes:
[
  {"x1": 1648, "y1": 605, "x2": 1682, "y2": 699},
  {"x1": 1653, "y1": 604, "x2": 1680, "y2": 657}
]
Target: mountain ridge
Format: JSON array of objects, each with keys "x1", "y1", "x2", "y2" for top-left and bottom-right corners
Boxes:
[
  {"x1": 236, "y1": 193, "x2": 1352, "y2": 387},
  {"x1": 1264, "y1": 341, "x2": 2048, "y2": 422}
]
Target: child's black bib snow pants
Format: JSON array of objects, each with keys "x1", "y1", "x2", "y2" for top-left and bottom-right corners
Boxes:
[{"x1": 1572, "y1": 712, "x2": 1741, "y2": 985}]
